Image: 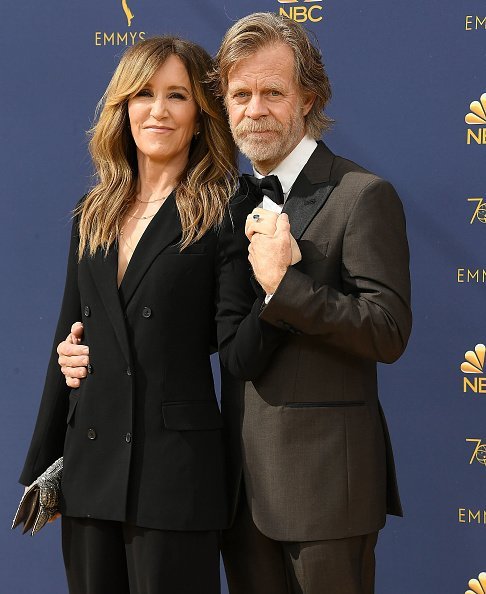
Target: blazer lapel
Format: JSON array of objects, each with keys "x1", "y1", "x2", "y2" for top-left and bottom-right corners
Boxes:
[
  {"x1": 283, "y1": 142, "x2": 337, "y2": 239},
  {"x1": 118, "y1": 193, "x2": 182, "y2": 308},
  {"x1": 86, "y1": 193, "x2": 181, "y2": 364},
  {"x1": 87, "y1": 246, "x2": 132, "y2": 365}
]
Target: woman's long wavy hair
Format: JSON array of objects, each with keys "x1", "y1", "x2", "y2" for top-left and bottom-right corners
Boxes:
[{"x1": 77, "y1": 36, "x2": 238, "y2": 258}]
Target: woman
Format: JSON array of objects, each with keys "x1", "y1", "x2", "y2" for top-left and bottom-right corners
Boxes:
[{"x1": 19, "y1": 36, "x2": 281, "y2": 594}]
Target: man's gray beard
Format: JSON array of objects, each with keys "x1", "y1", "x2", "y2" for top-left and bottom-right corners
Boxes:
[
  {"x1": 235, "y1": 135, "x2": 282, "y2": 163},
  {"x1": 232, "y1": 115, "x2": 304, "y2": 167}
]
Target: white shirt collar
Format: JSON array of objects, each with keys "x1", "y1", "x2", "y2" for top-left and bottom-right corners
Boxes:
[{"x1": 253, "y1": 135, "x2": 318, "y2": 199}]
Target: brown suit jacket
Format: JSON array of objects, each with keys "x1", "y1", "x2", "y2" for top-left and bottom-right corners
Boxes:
[{"x1": 221, "y1": 142, "x2": 412, "y2": 542}]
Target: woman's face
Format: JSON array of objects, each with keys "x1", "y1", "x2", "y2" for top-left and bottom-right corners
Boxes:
[{"x1": 128, "y1": 55, "x2": 199, "y2": 167}]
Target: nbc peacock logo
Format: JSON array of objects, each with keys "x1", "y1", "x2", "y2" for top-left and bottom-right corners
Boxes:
[
  {"x1": 465, "y1": 94, "x2": 486, "y2": 145},
  {"x1": 466, "y1": 572, "x2": 486, "y2": 594},
  {"x1": 461, "y1": 344, "x2": 485, "y2": 374},
  {"x1": 462, "y1": 344, "x2": 486, "y2": 394},
  {"x1": 465, "y1": 94, "x2": 486, "y2": 125}
]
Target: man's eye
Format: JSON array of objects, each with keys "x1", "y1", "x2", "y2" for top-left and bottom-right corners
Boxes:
[{"x1": 269, "y1": 90, "x2": 282, "y2": 96}]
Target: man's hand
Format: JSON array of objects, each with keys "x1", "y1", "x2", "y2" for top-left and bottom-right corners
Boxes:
[
  {"x1": 57, "y1": 322, "x2": 89, "y2": 388},
  {"x1": 245, "y1": 208, "x2": 279, "y2": 240},
  {"x1": 246, "y1": 208, "x2": 302, "y2": 266},
  {"x1": 249, "y1": 213, "x2": 301, "y2": 294}
]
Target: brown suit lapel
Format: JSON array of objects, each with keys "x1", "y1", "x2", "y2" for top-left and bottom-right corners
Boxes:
[{"x1": 283, "y1": 142, "x2": 337, "y2": 239}]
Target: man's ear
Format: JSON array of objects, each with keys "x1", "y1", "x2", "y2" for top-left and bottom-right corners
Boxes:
[{"x1": 302, "y1": 92, "x2": 316, "y2": 117}]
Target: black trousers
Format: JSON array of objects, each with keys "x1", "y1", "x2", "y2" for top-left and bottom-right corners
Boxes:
[
  {"x1": 62, "y1": 516, "x2": 220, "y2": 594},
  {"x1": 222, "y1": 492, "x2": 378, "y2": 594}
]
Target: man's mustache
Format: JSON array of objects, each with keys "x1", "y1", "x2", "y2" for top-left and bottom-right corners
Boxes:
[{"x1": 234, "y1": 119, "x2": 283, "y2": 135}]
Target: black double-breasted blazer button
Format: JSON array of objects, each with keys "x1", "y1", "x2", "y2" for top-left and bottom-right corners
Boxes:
[
  {"x1": 87, "y1": 428, "x2": 97, "y2": 440},
  {"x1": 125, "y1": 433, "x2": 132, "y2": 443},
  {"x1": 142, "y1": 307, "x2": 152, "y2": 318},
  {"x1": 87, "y1": 363, "x2": 94, "y2": 374},
  {"x1": 84, "y1": 305, "x2": 91, "y2": 317},
  {"x1": 126, "y1": 367, "x2": 132, "y2": 376}
]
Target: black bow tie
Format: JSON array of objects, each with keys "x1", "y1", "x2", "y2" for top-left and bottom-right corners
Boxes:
[{"x1": 243, "y1": 174, "x2": 284, "y2": 205}]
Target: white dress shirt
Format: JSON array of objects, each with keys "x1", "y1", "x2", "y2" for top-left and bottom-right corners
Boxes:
[
  {"x1": 253, "y1": 134, "x2": 318, "y2": 213},
  {"x1": 253, "y1": 135, "x2": 318, "y2": 303}
]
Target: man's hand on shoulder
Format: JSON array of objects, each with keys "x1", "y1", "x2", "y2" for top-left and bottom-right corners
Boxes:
[{"x1": 57, "y1": 322, "x2": 89, "y2": 388}]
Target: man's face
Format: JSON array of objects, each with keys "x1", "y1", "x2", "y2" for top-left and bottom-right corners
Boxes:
[{"x1": 225, "y1": 43, "x2": 314, "y2": 173}]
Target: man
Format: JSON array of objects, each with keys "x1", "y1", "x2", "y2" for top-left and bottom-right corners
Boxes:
[{"x1": 58, "y1": 13, "x2": 411, "y2": 594}]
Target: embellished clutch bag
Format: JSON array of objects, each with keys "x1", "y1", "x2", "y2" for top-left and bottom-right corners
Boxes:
[{"x1": 12, "y1": 457, "x2": 63, "y2": 536}]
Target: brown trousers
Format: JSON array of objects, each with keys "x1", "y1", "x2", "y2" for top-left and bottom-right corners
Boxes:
[{"x1": 222, "y1": 493, "x2": 378, "y2": 594}]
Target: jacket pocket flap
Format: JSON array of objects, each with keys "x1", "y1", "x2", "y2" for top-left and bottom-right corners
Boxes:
[
  {"x1": 284, "y1": 400, "x2": 365, "y2": 408},
  {"x1": 162, "y1": 400, "x2": 223, "y2": 430}
]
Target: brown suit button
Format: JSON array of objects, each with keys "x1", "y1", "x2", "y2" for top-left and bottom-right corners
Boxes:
[
  {"x1": 87, "y1": 364, "x2": 94, "y2": 374},
  {"x1": 87, "y1": 428, "x2": 97, "y2": 440},
  {"x1": 84, "y1": 306, "x2": 91, "y2": 317},
  {"x1": 142, "y1": 307, "x2": 152, "y2": 318}
]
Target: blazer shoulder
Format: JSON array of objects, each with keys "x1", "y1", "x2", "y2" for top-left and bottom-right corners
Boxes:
[
  {"x1": 310, "y1": 143, "x2": 390, "y2": 194},
  {"x1": 331, "y1": 154, "x2": 380, "y2": 183},
  {"x1": 70, "y1": 194, "x2": 88, "y2": 230},
  {"x1": 329, "y1": 155, "x2": 400, "y2": 198},
  {"x1": 230, "y1": 178, "x2": 259, "y2": 214},
  {"x1": 220, "y1": 180, "x2": 259, "y2": 235},
  {"x1": 216, "y1": 187, "x2": 253, "y2": 257}
]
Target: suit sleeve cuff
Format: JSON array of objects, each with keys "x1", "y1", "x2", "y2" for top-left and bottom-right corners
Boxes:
[{"x1": 258, "y1": 267, "x2": 310, "y2": 334}]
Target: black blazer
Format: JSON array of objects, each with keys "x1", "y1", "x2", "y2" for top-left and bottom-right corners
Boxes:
[{"x1": 20, "y1": 191, "x2": 283, "y2": 531}]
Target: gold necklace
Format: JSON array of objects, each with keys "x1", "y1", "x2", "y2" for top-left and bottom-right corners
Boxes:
[
  {"x1": 136, "y1": 195, "x2": 166, "y2": 204},
  {"x1": 135, "y1": 190, "x2": 172, "y2": 204},
  {"x1": 119, "y1": 230, "x2": 135, "y2": 253},
  {"x1": 128, "y1": 212, "x2": 157, "y2": 221},
  {"x1": 129, "y1": 192, "x2": 170, "y2": 219}
]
